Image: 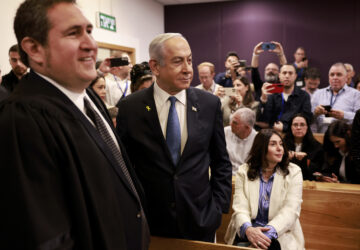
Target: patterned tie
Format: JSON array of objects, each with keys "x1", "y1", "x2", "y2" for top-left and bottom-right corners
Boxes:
[
  {"x1": 84, "y1": 97, "x2": 139, "y2": 199},
  {"x1": 166, "y1": 96, "x2": 181, "y2": 165}
]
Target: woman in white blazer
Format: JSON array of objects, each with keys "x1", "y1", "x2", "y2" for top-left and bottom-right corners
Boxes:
[{"x1": 225, "y1": 129, "x2": 304, "y2": 250}]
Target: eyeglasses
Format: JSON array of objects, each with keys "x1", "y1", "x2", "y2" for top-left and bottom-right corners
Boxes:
[{"x1": 292, "y1": 123, "x2": 307, "y2": 128}]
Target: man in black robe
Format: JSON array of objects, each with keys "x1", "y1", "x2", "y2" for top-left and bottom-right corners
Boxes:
[{"x1": 0, "y1": 0, "x2": 149, "y2": 249}]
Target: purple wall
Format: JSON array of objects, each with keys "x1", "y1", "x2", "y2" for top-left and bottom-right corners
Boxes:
[{"x1": 165, "y1": 0, "x2": 360, "y2": 87}]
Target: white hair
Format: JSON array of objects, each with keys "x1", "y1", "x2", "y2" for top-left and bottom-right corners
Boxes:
[
  {"x1": 149, "y1": 33, "x2": 184, "y2": 66},
  {"x1": 230, "y1": 107, "x2": 256, "y2": 127}
]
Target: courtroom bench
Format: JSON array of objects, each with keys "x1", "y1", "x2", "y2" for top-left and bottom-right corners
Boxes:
[{"x1": 216, "y1": 180, "x2": 360, "y2": 250}]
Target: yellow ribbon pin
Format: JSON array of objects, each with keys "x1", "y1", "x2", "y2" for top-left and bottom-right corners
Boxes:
[{"x1": 146, "y1": 106, "x2": 151, "y2": 111}]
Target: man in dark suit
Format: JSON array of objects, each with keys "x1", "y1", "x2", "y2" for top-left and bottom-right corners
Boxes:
[
  {"x1": 2, "y1": 44, "x2": 28, "y2": 92},
  {"x1": 0, "y1": 0, "x2": 149, "y2": 249},
  {"x1": 117, "y1": 33, "x2": 232, "y2": 242}
]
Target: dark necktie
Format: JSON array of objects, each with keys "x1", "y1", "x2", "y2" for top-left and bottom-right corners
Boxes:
[
  {"x1": 166, "y1": 96, "x2": 181, "y2": 165},
  {"x1": 84, "y1": 97, "x2": 139, "y2": 198}
]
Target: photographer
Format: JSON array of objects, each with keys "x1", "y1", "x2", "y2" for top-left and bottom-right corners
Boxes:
[
  {"x1": 215, "y1": 51, "x2": 240, "y2": 87},
  {"x1": 251, "y1": 41, "x2": 287, "y2": 100},
  {"x1": 258, "y1": 64, "x2": 312, "y2": 133}
]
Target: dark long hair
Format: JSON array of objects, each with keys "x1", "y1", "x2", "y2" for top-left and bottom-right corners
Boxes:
[
  {"x1": 283, "y1": 113, "x2": 318, "y2": 149},
  {"x1": 323, "y1": 120, "x2": 351, "y2": 155},
  {"x1": 130, "y1": 62, "x2": 153, "y2": 93},
  {"x1": 234, "y1": 76, "x2": 254, "y2": 107},
  {"x1": 247, "y1": 129, "x2": 289, "y2": 180}
]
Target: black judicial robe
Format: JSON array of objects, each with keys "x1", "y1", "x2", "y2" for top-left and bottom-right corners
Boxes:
[{"x1": 0, "y1": 71, "x2": 149, "y2": 250}]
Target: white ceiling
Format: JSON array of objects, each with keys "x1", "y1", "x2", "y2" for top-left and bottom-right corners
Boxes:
[{"x1": 154, "y1": 0, "x2": 233, "y2": 5}]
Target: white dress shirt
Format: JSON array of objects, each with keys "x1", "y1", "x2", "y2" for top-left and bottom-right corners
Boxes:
[
  {"x1": 105, "y1": 73, "x2": 131, "y2": 106},
  {"x1": 153, "y1": 82, "x2": 188, "y2": 153},
  {"x1": 36, "y1": 71, "x2": 119, "y2": 150},
  {"x1": 224, "y1": 126, "x2": 257, "y2": 175},
  {"x1": 195, "y1": 81, "x2": 220, "y2": 95}
]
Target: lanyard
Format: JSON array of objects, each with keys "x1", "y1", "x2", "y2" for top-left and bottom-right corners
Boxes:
[
  {"x1": 114, "y1": 75, "x2": 129, "y2": 98},
  {"x1": 277, "y1": 93, "x2": 285, "y2": 121},
  {"x1": 330, "y1": 91, "x2": 338, "y2": 106}
]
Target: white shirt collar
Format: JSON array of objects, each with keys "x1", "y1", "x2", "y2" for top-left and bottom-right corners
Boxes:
[
  {"x1": 35, "y1": 71, "x2": 87, "y2": 112},
  {"x1": 153, "y1": 81, "x2": 186, "y2": 106}
]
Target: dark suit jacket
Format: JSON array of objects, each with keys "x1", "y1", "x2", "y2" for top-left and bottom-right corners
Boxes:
[
  {"x1": 116, "y1": 85, "x2": 232, "y2": 242},
  {"x1": 284, "y1": 137, "x2": 324, "y2": 180},
  {"x1": 0, "y1": 70, "x2": 149, "y2": 250},
  {"x1": 260, "y1": 86, "x2": 312, "y2": 132}
]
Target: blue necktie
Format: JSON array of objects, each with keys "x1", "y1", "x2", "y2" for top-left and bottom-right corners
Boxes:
[{"x1": 166, "y1": 96, "x2": 181, "y2": 165}]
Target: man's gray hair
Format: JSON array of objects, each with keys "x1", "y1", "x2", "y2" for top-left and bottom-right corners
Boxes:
[
  {"x1": 230, "y1": 107, "x2": 256, "y2": 127},
  {"x1": 330, "y1": 62, "x2": 347, "y2": 74},
  {"x1": 149, "y1": 33, "x2": 184, "y2": 66}
]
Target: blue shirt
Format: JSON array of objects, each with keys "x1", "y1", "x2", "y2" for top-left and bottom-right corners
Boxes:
[
  {"x1": 311, "y1": 84, "x2": 360, "y2": 133},
  {"x1": 214, "y1": 72, "x2": 233, "y2": 87},
  {"x1": 239, "y1": 171, "x2": 278, "y2": 240}
]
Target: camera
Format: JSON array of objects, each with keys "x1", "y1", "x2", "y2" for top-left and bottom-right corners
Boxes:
[
  {"x1": 261, "y1": 42, "x2": 276, "y2": 51},
  {"x1": 110, "y1": 57, "x2": 129, "y2": 67}
]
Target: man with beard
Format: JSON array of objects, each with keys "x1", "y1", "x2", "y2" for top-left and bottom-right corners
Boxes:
[
  {"x1": 2, "y1": 44, "x2": 28, "y2": 92},
  {"x1": 250, "y1": 41, "x2": 287, "y2": 100},
  {"x1": 259, "y1": 64, "x2": 312, "y2": 132}
]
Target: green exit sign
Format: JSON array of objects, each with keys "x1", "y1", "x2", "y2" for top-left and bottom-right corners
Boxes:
[{"x1": 97, "y1": 12, "x2": 116, "y2": 32}]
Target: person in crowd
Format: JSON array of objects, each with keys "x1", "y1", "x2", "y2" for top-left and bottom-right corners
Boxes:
[
  {"x1": 130, "y1": 61, "x2": 153, "y2": 93},
  {"x1": 344, "y1": 63, "x2": 355, "y2": 87},
  {"x1": 2, "y1": 44, "x2": 28, "y2": 92},
  {"x1": 104, "y1": 51, "x2": 132, "y2": 105},
  {"x1": 116, "y1": 33, "x2": 232, "y2": 242},
  {"x1": 350, "y1": 109, "x2": 360, "y2": 183},
  {"x1": 316, "y1": 120, "x2": 360, "y2": 184},
  {"x1": 283, "y1": 113, "x2": 324, "y2": 180},
  {"x1": 0, "y1": 0, "x2": 150, "y2": 249},
  {"x1": 302, "y1": 67, "x2": 321, "y2": 99},
  {"x1": 355, "y1": 78, "x2": 360, "y2": 91},
  {"x1": 214, "y1": 51, "x2": 240, "y2": 87},
  {"x1": 89, "y1": 76, "x2": 106, "y2": 102},
  {"x1": 224, "y1": 108, "x2": 257, "y2": 175},
  {"x1": 312, "y1": 62, "x2": 360, "y2": 133},
  {"x1": 259, "y1": 64, "x2": 312, "y2": 133},
  {"x1": 293, "y1": 47, "x2": 308, "y2": 88},
  {"x1": 225, "y1": 129, "x2": 304, "y2": 250},
  {"x1": 221, "y1": 76, "x2": 259, "y2": 126},
  {"x1": 251, "y1": 41, "x2": 287, "y2": 99},
  {"x1": 108, "y1": 106, "x2": 119, "y2": 127},
  {"x1": 196, "y1": 62, "x2": 221, "y2": 95}
]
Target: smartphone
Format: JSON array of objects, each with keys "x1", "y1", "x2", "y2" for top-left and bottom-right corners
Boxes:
[
  {"x1": 267, "y1": 83, "x2": 284, "y2": 94},
  {"x1": 110, "y1": 57, "x2": 129, "y2": 67},
  {"x1": 302, "y1": 57, "x2": 307, "y2": 62},
  {"x1": 238, "y1": 60, "x2": 247, "y2": 67},
  {"x1": 312, "y1": 172, "x2": 332, "y2": 177},
  {"x1": 322, "y1": 105, "x2": 332, "y2": 112},
  {"x1": 224, "y1": 87, "x2": 236, "y2": 96},
  {"x1": 322, "y1": 105, "x2": 332, "y2": 117},
  {"x1": 262, "y1": 42, "x2": 276, "y2": 51}
]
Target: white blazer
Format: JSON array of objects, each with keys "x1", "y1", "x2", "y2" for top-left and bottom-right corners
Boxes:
[{"x1": 224, "y1": 163, "x2": 305, "y2": 250}]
